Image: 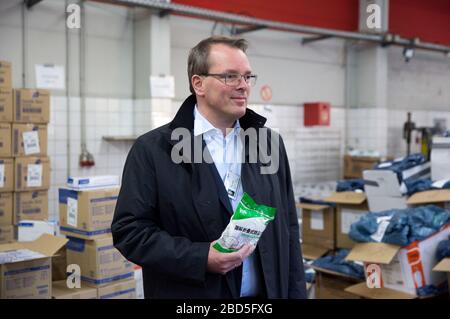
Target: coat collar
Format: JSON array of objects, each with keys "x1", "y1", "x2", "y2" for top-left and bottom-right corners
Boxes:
[{"x1": 168, "y1": 94, "x2": 267, "y2": 134}]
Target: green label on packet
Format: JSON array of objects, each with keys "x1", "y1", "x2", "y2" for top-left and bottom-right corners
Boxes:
[{"x1": 213, "y1": 193, "x2": 276, "y2": 253}]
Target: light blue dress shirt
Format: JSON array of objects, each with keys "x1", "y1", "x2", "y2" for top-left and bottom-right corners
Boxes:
[{"x1": 193, "y1": 105, "x2": 262, "y2": 297}]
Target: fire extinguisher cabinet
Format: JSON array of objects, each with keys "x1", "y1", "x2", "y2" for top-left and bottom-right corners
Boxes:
[{"x1": 304, "y1": 102, "x2": 330, "y2": 126}]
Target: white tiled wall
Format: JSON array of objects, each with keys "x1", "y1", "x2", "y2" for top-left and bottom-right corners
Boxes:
[
  {"x1": 347, "y1": 107, "x2": 450, "y2": 159},
  {"x1": 48, "y1": 96, "x2": 450, "y2": 222},
  {"x1": 347, "y1": 108, "x2": 388, "y2": 156},
  {"x1": 48, "y1": 96, "x2": 135, "y2": 221}
]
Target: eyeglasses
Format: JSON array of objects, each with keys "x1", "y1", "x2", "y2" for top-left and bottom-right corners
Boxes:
[{"x1": 201, "y1": 73, "x2": 257, "y2": 87}]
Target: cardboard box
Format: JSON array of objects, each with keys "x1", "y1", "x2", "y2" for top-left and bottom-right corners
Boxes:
[
  {"x1": 301, "y1": 243, "x2": 329, "y2": 261},
  {"x1": 66, "y1": 235, "x2": 134, "y2": 287},
  {"x1": 13, "y1": 89, "x2": 50, "y2": 123},
  {"x1": 363, "y1": 162, "x2": 431, "y2": 212},
  {"x1": 407, "y1": 189, "x2": 450, "y2": 210},
  {"x1": 298, "y1": 203, "x2": 335, "y2": 251},
  {"x1": 13, "y1": 190, "x2": 48, "y2": 224},
  {"x1": 0, "y1": 123, "x2": 11, "y2": 157},
  {"x1": 311, "y1": 265, "x2": 362, "y2": 299},
  {"x1": 0, "y1": 61, "x2": 11, "y2": 89},
  {"x1": 67, "y1": 175, "x2": 120, "y2": 190},
  {"x1": 344, "y1": 282, "x2": 416, "y2": 299},
  {"x1": 0, "y1": 88, "x2": 13, "y2": 122},
  {"x1": 18, "y1": 220, "x2": 58, "y2": 242},
  {"x1": 14, "y1": 156, "x2": 50, "y2": 192},
  {"x1": 134, "y1": 265, "x2": 144, "y2": 299},
  {"x1": 431, "y1": 137, "x2": 450, "y2": 181},
  {"x1": 346, "y1": 225, "x2": 450, "y2": 296},
  {"x1": 97, "y1": 278, "x2": 136, "y2": 299},
  {"x1": 0, "y1": 192, "x2": 13, "y2": 225},
  {"x1": 12, "y1": 123, "x2": 48, "y2": 157},
  {"x1": 0, "y1": 224, "x2": 15, "y2": 244},
  {"x1": 0, "y1": 158, "x2": 14, "y2": 192},
  {"x1": 0, "y1": 234, "x2": 68, "y2": 299},
  {"x1": 52, "y1": 280, "x2": 97, "y2": 299},
  {"x1": 344, "y1": 155, "x2": 380, "y2": 179},
  {"x1": 325, "y1": 192, "x2": 369, "y2": 249},
  {"x1": 433, "y1": 258, "x2": 450, "y2": 296},
  {"x1": 58, "y1": 187, "x2": 119, "y2": 239},
  {"x1": 52, "y1": 244, "x2": 67, "y2": 283}
]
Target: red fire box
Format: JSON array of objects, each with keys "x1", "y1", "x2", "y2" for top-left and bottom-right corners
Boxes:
[{"x1": 304, "y1": 102, "x2": 330, "y2": 126}]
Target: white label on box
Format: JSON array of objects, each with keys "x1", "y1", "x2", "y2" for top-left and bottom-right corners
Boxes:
[
  {"x1": 0, "y1": 249, "x2": 46, "y2": 264},
  {"x1": 18, "y1": 220, "x2": 57, "y2": 242},
  {"x1": 341, "y1": 209, "x2": 366, "y2": 234},
  {"x1": 27, "y1": 164, "x2": 43, "y2": 187},
  {"x1": 0, "y1": 164, "x2": 4, "y2": 188},
  {"x1": 67, "y1": 197, "x2": 78, "y2": 227},
  {"x1": 370, "y1": 216, "x2": 392, "y2": 242},
  {"x1": 23, "y1": 131, "x2": 40, "y2": 155},
  {"x1": 310, "y1": 210, "x2": 324, "y2": 230},
  {"x1": 381, "y1": 255, "x2": 404, "y2": 288}
]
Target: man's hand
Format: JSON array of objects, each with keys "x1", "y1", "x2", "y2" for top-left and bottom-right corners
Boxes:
[{"x1": 207, "y1": 242, "x2": 255, "y2": 275}]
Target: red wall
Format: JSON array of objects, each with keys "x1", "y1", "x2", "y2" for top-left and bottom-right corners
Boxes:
[
  {"x1": 389, "y1": 0, "x2": 450, "y2": 46},
  {"x1": 173, "y1": 0, "x2": 359, "y2": 31},
  {"x1": 173, "y1": 0, "x2": 450, "y2": 46}
]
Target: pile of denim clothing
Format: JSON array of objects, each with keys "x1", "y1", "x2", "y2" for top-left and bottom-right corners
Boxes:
[
  {"x1": 416, "y1": 283, "x2": 449, "y2": 297},
  {"x1": 403, "y1": 178, "x2": 450, "y2": 196},
  {"x1": 303, "y1": 262, "x2": 316, "y2": 284},
  {"x1": 336, "y1": 179, "x2": 366, "y2": 192},
  {"x1": 420, "y1": 235, "x2": 450, "y2": 297},
  {"x1": 436, "y1": 235, "x2": 450, "y2": 261},
  {"x1": 374, "y1": 153, "x2": 427, "y2": 177},
  {"x1": 348, "y1": 205, "x2": 450, "y2": 246},
  {"x1": 311, "y1": 249, "x2": 365, "y2": 280},
  {"x1": 374, "y1": 153, "x2": 429, "y2": 195}
]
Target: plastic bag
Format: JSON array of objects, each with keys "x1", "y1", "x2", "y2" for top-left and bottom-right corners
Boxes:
[{"x1": 213, "y1": 192, "x2": 276, "y2": 253}]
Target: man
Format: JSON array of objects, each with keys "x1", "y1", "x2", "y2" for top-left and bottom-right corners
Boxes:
[{"x1": 111, "y1": 36, "x2": 306, "y2": 299}]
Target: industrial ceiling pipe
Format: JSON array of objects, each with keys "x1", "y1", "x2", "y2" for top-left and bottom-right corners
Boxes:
[{"x1": 98, "y1": 0, "x2": 450, "y2": 55}]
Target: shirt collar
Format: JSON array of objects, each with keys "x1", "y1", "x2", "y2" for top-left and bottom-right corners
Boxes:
[{"x1": 193, "y1": 105, "x2": 241, "y2": 137}]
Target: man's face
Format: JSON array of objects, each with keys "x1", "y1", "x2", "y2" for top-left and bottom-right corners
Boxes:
[{"x1": 200, "y1": 44, "x2": 252, "y2": 122}]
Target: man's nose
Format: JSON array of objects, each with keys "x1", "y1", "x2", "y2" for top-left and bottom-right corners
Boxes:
[{"x1": 236, "y1": 76, "x2": 249, "y2": 90}]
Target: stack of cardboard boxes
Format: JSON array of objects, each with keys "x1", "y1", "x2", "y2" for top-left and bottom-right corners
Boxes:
[
  {"x1": 0, "y1": 60, "x2": 51, "y2": 244},
  {"x1": 0, "y1": 61, "x2": 14, "y2": 244},
  {"x1": 344, "y1": 224, "x2": 450, "y2": 299},
  {"x1": 341, "y1": 156, "x2": 449, "y2": 299},
  {"x1": 0, "y1": 234, "x2": 68, "y2": 299},
  {"x1": 57, "y1": 178, "x2": 136, "y2": 299},
  {"x1": 13, "y1": 88, "x2": 51, "y2": 239},
  {"x1": 340, "y1": 174, "x2": 450, "y2": 298},
  {"x1": 298, "y1": 191, "x2": 370, "y2": 298}
]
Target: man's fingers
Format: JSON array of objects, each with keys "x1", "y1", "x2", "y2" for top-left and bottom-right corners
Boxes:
[{"x1": 239, "y1": 244, "x2": 255, "y2": 259}]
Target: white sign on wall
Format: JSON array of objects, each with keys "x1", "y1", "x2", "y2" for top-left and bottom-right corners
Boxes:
[
  {"x1": 35, "y1": 64, "x2": 65, "y2": 90},
  {"x1": 149, "y1": 75, "x2": 175, "y2": 98}
]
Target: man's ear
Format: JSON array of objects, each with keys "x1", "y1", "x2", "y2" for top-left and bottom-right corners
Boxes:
[{"x1": 192, "y1": 75, "x2": 205, "y2": 97}]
